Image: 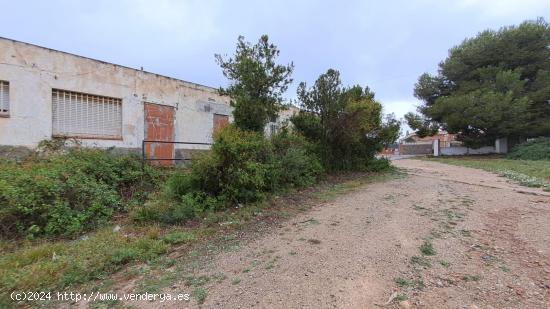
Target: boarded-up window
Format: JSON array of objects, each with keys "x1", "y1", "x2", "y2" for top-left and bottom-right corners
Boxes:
[
  {"x1": 213, "y1": 114, "x2": 229, "y2": 132},
  {"x1": 52, "y1": 89, "x2": 122, "y2": 139},
  {"x1": 0, "y1": 81, "x2": 9, "y2": 116}
]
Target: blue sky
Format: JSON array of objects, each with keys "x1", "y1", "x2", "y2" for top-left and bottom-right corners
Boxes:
[{"x1": 1, "y1": 0, "x2": 548, "y2": 133}]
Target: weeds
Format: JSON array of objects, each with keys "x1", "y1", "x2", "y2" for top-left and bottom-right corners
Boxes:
[
  {"x1": 419, "y1": 240, "x2": 437, "y2": 256},
  {"x1": 192, "y1": 287, "x2": 207, "y2": 304},
  {"x1": 161, "y1": 231, "x2": 197, "y2": 245},
  {"x1": 0, "y1": 228, "x2": 168, "y2": 303},
  {"x1": 182, "y1": 274, "x2": 210, "y2": 304},
  {"x1": 410, "y1": 256, "x2": 431, "y2": 268},
  {"x1": 462, "y1": 274, "x2": 481, "y2": 282},
  {"x1": 439, "y1": 260, "x2": 450, "y2": 268},
  {"x1": 394, "y1": 277, "x2": 411, "y2": 287},
  {"x1": 138, "y1": 271, "x2": 179, "y2": 293},
  {"x1": 184, "y1": 275, "x2": 210, "y2": 287},
  {"x1": 499, "y1": 170, "x2": 547, "y2": 188}
]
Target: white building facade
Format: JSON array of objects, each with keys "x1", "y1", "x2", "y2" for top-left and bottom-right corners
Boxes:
[{"x1": 0, "y1": 37, "x2": 232, "y2": 161}]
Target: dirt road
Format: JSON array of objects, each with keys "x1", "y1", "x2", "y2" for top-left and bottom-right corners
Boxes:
[{"x1": 145, "y1": 159, "x2": 550, "y2": 308}]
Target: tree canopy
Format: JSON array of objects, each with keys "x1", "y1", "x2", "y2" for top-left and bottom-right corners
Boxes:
[
  {"x1": 407, "y1": 18, "x2": 550, "y2": 147},
  {"x1": 215, "y1": 35, "x2": 294, "y2": 133},
  {"x1": 292, "y1": 69, "x2": 400, "y2": 170}
]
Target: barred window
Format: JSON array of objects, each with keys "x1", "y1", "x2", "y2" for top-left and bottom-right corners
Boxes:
[
  {"x1": 0, "y1": 81, "x2": 9, "y2": 116},
  {"x1": 52, "y1": 89, "x2": 122, "y2": 139}
]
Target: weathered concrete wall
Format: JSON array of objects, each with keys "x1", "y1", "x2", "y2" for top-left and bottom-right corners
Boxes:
[
  {"x1": 264, "y1": 105, "x2": 300, "y2": 136},
  {"x1": 399, "y1": 143, "x2": 433, "y2": 155},
  {"x1": 0, "y1": 37, "x2": 231, "y2": 151},
  {"x1": 440, "y1": 146, "x2": 495, "y2": 156}
]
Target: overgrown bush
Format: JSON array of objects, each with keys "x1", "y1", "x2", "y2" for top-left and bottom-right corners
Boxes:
[
  {"x1": 191, "y1": 126, "x2": 322, "y2": 206},
  {"x1": 365, "y1": 158, "x2": 392, "y2": 172},
  {"x1": 132, "y1": 125, "x2": 324, "y2": 224},
  {"x1": 191, "y1": 125, "x2": 273, "y2": 205},
  {"x1": 132, "y1": 191, "x2": 217, "y2": 225},
  {"x1": 267, "y1": 129, "x2": 323, "y2": 189},
  {"x1": 0, "y1": 148, "x2": 162, "y2": 238},
  {"x1": 164, "y1": 171, "x2": 199, "y2": 200},
  {"x1": 507, "y1": 137, "x2": 550, "y2": 160}
]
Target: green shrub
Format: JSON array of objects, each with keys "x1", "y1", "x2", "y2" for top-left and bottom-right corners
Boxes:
[
  {"x1": 365, "y1": 158, "x2": 392, "y2": 172},
  {"x1": 132, "y1": 191, "x2": 218, "y2": 225},
  {"x1": 507, "y1": 137, "x2": 550, "y2": 160},
  {"x1": 268, "y1": 129, "x2": 323, "y2": 189},
  {"x1": 190, "y1": 125, "x2": 325, "y2": 207},
  {"x1": 191, "y1": 125, "x2": 272, "y2": 205},
  {"x1": 130, "y1": 199, "x2": 169, "y2": 223},
  {"x1": 0, "y1": 148, "x2": 162, "y2": 238},
  {"x1": 133, "y1": 126, "x2": 325, "y2": 225},
  {"x1": 160, "y1": 193, "x2": 204, "y2": 224},
  {"x1": 274, "y1": 148, "x2": 322, "y2": 186},
  {"x1": 164, "y1": 172, "x2": 199, "y2": 199}
]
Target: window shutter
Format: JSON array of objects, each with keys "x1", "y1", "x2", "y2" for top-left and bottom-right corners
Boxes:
[
  {"x1": 0, "y1": 81, "x2": 9, "y2": 114},
  {"x1": 52, "y1": 89, "x2": 122, "y2": 139}
]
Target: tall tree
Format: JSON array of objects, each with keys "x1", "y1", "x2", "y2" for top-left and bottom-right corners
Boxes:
[
  {"x1": 408, "y1": 18, "x2": 550, "y2": 147},
  {"x1": 215, "y1": 35, "x2": 294, "y2": 132},
  {"x1": 292, "y1": 69, "x2": 400, "y2": 170}
]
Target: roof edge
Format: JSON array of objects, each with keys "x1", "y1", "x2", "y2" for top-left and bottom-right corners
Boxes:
[{"x1": 0, "y1": 36, "x2": 221, "y2": 92}]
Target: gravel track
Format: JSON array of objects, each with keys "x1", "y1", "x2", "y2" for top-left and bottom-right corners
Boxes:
[{"x1": 135, "y1": 159, "x2": 550, "y2": 308}]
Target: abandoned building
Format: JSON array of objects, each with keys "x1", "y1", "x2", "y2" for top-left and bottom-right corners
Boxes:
[{"x1": 0, "y1": 37, "x2": 234, "y2": 163}]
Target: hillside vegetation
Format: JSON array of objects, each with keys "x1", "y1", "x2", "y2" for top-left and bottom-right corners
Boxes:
[{"x1": 507, "y1": 137, "x2": 550, "y2": 161}]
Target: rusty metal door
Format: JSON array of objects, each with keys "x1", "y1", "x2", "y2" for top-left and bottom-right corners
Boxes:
[
  {"x1": 144, "y1": 103, "x2": 175, "y2": 166},
  {"x1": 213, "y1": 114, "x2": 229, "y2": 132}
]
